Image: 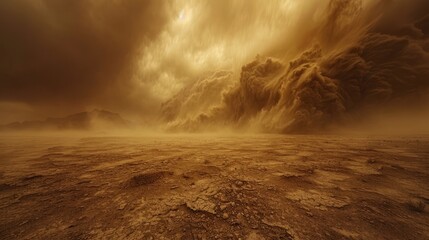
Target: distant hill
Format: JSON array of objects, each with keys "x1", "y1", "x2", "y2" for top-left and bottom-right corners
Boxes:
[{"x1": 1, "y1": 109, "x2": 131, "y2": 131}]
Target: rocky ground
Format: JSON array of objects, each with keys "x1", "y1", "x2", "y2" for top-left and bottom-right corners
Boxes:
[{"x1": 0, "y1": 134, "x2": 428, "y2": 239}]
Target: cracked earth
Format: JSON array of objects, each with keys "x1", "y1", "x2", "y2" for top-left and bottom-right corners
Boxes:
[{"x1": 0, "y1": 134, "x2": 428, "y2": 239}]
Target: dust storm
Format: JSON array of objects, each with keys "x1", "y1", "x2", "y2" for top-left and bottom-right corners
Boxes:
[{"x1": 1, "y1": 0, "x2": 429, "y2": 239}]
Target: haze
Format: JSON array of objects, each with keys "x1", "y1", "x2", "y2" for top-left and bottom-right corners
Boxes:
[
  {"x1": 1, "y1": 1, "x2": 429, "y2": 239},
  {"x1": 0, "y1": 0, "x2": 427, "y2": 133}
]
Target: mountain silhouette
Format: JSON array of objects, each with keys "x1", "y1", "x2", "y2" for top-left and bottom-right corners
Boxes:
[{"x1": 1, "y1": 109, "x2": 130, "y2": 131}]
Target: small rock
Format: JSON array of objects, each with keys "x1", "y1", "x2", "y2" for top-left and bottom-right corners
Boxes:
[
  {"x1": 247, "y1": 232, "x2": 265, "y2": 240},
  {"x1": 220, "y1": 204, "x2": 227, "y2": 211},
  {"x1": 222, "y1": 213, "x2": 229, "y2": 219},
  {"x1": 219, "y1": 194, "x2": 228, "y2": 202},
  {"x1": 237, "y1": 213, "x2": 246, "y2": 225},
  {"x1": 118, "y1": 203, "x2": 127, "y2": 210}
]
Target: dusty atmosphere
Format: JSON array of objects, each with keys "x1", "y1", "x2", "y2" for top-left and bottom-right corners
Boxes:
[{"x1": 1, "y1": 0, "x2": 429, "y2": 239}]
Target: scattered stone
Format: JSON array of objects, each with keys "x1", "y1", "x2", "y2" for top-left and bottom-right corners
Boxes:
[
  {"x1": 222, "y1": 213, "x2": 229, "y2": 219},
  {"x1": 186, "y1": 197, "x2": 216, "y2": 214},
  {"x1": 219, "y1": 194, "x2": 228, "y2": 202},
  {"x1": 118, "y1": 203, "x2": 127, "y2": 210},
  {"x1": 237, "y1": 213, "x2": 246, "y2": 225}
]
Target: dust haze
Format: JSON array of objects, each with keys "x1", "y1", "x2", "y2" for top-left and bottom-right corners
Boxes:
[
  {"x1": 1, "y1": 1, "x2": 429, "y2": 239},
  {"x1": 0, "y1": 0, "x2": 427, "y2": 133}
]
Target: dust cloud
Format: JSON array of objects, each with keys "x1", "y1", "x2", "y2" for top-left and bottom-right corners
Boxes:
[
  {"x1": 2, "y1": 2, "x2": 429, "y2": 239},
  {"x1": 162, "y1": 0, "x2": 429, "y2": 134},
  {"x1": 1, "y1": 0, "x2": 429, "y2": 133}
]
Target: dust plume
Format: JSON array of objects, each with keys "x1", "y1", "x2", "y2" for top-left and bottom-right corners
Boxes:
[{"x1": 163, "y1": 0, "x2": 429, "y2": 133}]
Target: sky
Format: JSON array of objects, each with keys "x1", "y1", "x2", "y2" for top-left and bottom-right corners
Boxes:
[{"x1": 1, "y1": 0, "x2": 429, "y2": 133}]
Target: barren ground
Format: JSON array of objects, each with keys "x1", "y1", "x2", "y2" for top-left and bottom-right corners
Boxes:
[{"x1": 0, "y1": 134, "x2": 428, "y2": 239}]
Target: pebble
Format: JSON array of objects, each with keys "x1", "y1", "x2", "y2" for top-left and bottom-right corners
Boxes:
[{"x1": 118, "y1": 203, "x2": 127, "y2": 210}]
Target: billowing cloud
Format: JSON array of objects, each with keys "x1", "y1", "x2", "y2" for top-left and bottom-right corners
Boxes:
[
  {"x1": 163, "y1": 0, "x2": 429, "y2": 133},
  {"x1": 138, "y1": 0, "x2": 326, "y2": 101}
]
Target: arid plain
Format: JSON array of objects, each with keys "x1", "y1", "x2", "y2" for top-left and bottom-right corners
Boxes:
[{"x1": 0, "y1": 134, "x2": 428, "y2": 240}]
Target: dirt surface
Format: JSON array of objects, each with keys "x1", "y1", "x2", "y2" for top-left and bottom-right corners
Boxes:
[{"x1": 0, "y1": 134, "x2": 428, "y2": 239}]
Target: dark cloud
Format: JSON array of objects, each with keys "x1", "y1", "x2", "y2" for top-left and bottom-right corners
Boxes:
[{"x1": 0, "y1": 0, "x2": 168, "y2": 119}]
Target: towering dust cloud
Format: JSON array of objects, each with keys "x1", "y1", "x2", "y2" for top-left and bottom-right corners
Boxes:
[
  {"x1": 1, "y1": 0, "x2": 429, "y2": 133},
  {"x1": 163, "y1": 0, "x2": 429, "y2": 133}
]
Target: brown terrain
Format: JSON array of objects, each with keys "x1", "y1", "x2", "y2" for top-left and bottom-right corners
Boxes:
[{"x1": 0, "y1": 134, "x2": 428, "y2": 239}]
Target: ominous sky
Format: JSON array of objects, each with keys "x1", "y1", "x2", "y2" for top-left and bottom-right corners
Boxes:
[
  {"x1": 0, "y1": 0, "x2": 297, "y2": 124},
  {"x1": 0, "y1": 0, "x2": 169, "y2": 123},
  {"x1": 1, "y1": 0, "x2": 429, "y2": 133}
]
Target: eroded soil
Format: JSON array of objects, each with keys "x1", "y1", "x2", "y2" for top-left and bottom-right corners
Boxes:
[{"x1": 0, "y1": 134, "x2": 428, "y2": 239}]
